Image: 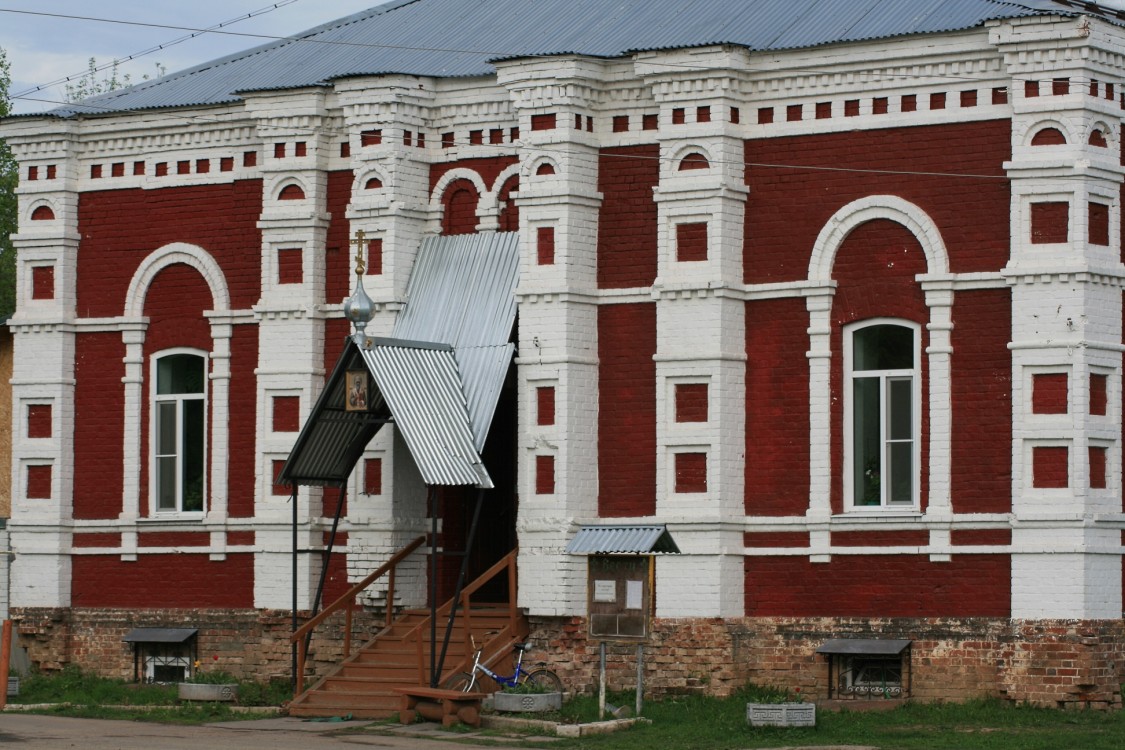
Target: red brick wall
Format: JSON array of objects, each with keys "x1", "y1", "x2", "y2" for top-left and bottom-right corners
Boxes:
[
  {"x1": 72, "y1": 554, "x2": 254, "y2": 608},
  {"x1": 1030, "y1": 201, "x2": 1069, "y2": 244},
  {"x1": 745, "y1": 555, "x2": 1010, "y2": 617},
  {"x1": 745, "y1": 296, "x2": 810, "y2": 515},
  {"x1": 528, "y1": 615, "x2": 1122, "y2": 708},
  {"x1": 1033, "y1": 446, "x2": 1069, "y2": 488},
  {"x1": 325, "y1": 170, "x2": 356, "y2": 304},
  {"x1": 76, "y1": 181, "x2": 263, "y2": 317},
  {"x1": 441, "y1": 180, "x2": 480, "y2": 235},
  {"x1": 227, "y1": 324, "x2": 258, "y2": 518},
  {"x1": 598, "y1": 145, "x2": 659, "y2": 288},
  {"x1": 674, "y1": 383, "x2": 708, "y2": 422},
  {"x1": 1032, "y1": 373, "x2": 1068, "y2": 414},
  {"x1": 598, "y1": 303, "x2": 656, "y2": 516},
  {"x1": 73, "y1": 333, "x2": 126, "y2": 519},
  {"x1": 829, "y1": 219, "x2": 930, "y2": 513},
  {"x1": 744, "y1": 121, "x2": 1010, "y2": 283},
  {"x1": 950, "y1": 288, "x2": 1012, "y2": 513}
]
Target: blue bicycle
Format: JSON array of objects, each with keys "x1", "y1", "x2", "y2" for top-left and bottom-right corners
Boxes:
[{"x1": 442, "y1": 634, "x2": 562, "y2": 693}]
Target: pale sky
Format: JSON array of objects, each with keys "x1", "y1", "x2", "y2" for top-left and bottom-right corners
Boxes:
[{"x1": 0, "y1": 1, "x2": 382, "y2": 114}]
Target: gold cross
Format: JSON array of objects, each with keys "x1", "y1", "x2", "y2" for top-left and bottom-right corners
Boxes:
[{"x1": 349, "y1": 229, "x2": 367, "y2": 276}]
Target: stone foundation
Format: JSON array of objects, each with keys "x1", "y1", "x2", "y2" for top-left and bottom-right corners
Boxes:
[
  {"x1": 15, "y1": 609, "x2": 1124, "y2": 709},
  {"x1": 528, "y1": 616, "x2": 1125, "y2": 709},
  {"x1": 12, "y1": 606, "x2": 383, "y2": 684}
]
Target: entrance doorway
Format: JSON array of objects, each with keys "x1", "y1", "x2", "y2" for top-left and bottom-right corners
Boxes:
[{"x1": 435, "y1": 364, "x2": 518, "y2": 603}]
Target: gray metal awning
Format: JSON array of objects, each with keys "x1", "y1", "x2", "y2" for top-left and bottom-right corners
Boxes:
[
  {"x1": 816, "y1": 639, "x2": 912, "y2": 656},
  {"x1": 565, "y1": 525, "x2": 681, "y2": 555},
  {"x1": 277, "y1": 232, "x2": 518, "y2": 490},
  {"x1": 123, "y1": 628, "x2": 198, "y2": 644}
]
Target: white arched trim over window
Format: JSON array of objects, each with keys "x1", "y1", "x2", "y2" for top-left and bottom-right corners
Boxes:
[
  {"x1": 150, "y1": 348, "x2": 208, "y2": 515},
  {"x1": 808, "y1": 196, "x2": 949, "y2": 282},
  {"x1": 125, "y1": 243, "x2": 230, "y2": 316},
  {"x1": 843, "y1": 319, "x2": 922, "y2": 510}
]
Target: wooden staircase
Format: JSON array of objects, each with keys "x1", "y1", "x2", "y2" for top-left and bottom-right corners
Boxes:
[{"x1": 287, "y1": 542, "x2": 528, "y2": 719}]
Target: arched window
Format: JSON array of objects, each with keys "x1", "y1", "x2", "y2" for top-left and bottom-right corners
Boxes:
[
  {"x1": 844, "y1": 321, "x2": 920, "y2": 509},
  {"x1": 152, "y1": 351, "x2": 206, "y2": 513},
  {"x1": 278, "y1": 184, "x2": 305, "y2": 200},
  {"x1": 678, "y1": 152, "x2": 710, "y2": 171}
]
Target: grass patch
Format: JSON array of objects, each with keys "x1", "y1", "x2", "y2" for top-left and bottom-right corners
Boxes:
[
  {"x1": 8, "y1": 666, "x2": 287, "y2": 723},
  {"x1": 481, "y1": 687, "x2": 1125, "y2": 750}
]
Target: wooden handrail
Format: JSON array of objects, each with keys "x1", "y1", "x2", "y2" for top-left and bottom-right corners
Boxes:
[
  {"x1": 291, "y1": 535, "x2": 426, "y2": 644},
  {"x1": 292, "y1": 543, "x2": 520, "y2": 697},
  {"x1": 292, "y1": 535, "x2": 426, "y2": 695},
  {"x1": 398, "y1": 548, "x2": 520, "y2": 684}
]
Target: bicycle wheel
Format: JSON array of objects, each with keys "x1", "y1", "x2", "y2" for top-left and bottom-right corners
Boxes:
[
  {"x1": 523, "y1": 668, "x2": 563, "y2": 693},
  {"x1": 441, "y1": 672, "x2": 475, "y2": 692}
]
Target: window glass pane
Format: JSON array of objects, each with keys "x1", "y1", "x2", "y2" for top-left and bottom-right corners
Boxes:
[
  {"x1": 157, "y1": 354, "x2": 205, "y2": 395},
  {"x1": 156, "y1": 456, "x2": 177, "y2": 510},
  {"x1": 888, "y1": 378, "x2": 912, "y2": 440},
  {"x1": 181, "y1": 400, "x2": 205, "y2": 512},
  {"x1": 887, "y1": 442, "x2": 913, "y2": 504},
  {"x1": 156, "y1": 402, "x2": 177, "y2": 455},
  {"x1": 853, "y1": 377, "x2": 881, "y2": 505},
  {"x1": 853, "y1": 325, "x2": 913, "y2": 371}
]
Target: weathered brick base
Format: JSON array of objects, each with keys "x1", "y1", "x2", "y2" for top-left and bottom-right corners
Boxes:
[
  {"x1": 12, "y1": 607, "x2": 381, "y2": 685},
  {"x1": 528, "y1": 616, "x2": 1125, "y2": 710}
]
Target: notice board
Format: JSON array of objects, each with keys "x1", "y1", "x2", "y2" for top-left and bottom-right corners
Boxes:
[{"x1": 587, "y1": 554, "x2": 652, "y2": 641}]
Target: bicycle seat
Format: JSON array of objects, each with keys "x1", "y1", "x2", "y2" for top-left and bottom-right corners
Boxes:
[{"x1": 512, "y1": 642, "x2": 533, "y2": 652}]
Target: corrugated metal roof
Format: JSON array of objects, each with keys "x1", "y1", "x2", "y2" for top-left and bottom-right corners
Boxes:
[
  {"x1": 277, "y1": 340, "x2": 392, "y2": 488},
  {"x1": 395, "y1": 233, "x2": 519, "y2": 449},
  {"x1": 357, "y1": 340, "x2": 492, "y2": 487},
  {"x1": 278, "y1": 231, "x2": 518, "y2": 489},
  {"x1": 33, "y1": 0, "x2": 1083, "y2": 118},
  {"x1": 816, "y1": 638, "x2": 912, "y2": 655},
  {"x1": 565, "y1": 525, "x2": 682, "y2": 555},
  {"x1": 123, "y1": 627, "x2": 198, "y2": 643}
]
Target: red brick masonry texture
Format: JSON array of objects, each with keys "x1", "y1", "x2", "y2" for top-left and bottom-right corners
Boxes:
[{"x1": 14, "y1": 609, "x2": 1123, "y2": 709}]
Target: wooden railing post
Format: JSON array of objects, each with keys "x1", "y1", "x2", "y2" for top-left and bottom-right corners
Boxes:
[
  {"x1": 290, "y1": 535, "x2": 425, "y2": 699},
  {"x1": 386, "y1": 568, "x2": 396, "y2": 630}
]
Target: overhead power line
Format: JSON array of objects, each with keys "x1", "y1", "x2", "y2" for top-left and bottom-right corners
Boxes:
[{"x1": 7, "y1": 1, "x2": 303, "y2": 100}]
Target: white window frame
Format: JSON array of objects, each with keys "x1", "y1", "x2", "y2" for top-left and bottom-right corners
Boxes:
[
  {"x1": 843, "y1": 319, "x2": 921, "y2": 511},
  {"x1": 149, "y1": 348, "x2": 208, "y2": 516}
]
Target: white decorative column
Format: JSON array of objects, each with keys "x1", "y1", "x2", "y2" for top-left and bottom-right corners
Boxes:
[
  {"x1": 333, "y1": 77, "x2": 438, "y2": 609},
  {"x1": 994, "y1": 22, "x2": 1125, "y2": 619},
  {"x1": 243, "y1": 91, "x2": 333, "y2": 610},
  {"x1": 640, "y1": 49, "x2": 750, "y2": 618},
  {"x1": 3, "y1": 123, "x2": 80, "y2": 608},
  {"x1": 497, "y1": 58, "x2": 605, "y2": 615}
]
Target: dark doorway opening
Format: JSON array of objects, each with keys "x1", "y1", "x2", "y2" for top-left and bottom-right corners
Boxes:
[{"x1": 435, "y1": 363, "x2": 518, "y2": 603}]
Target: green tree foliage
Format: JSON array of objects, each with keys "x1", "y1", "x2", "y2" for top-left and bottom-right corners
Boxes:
[
  {"x1": 65, "y1": 57, "x2": 165, "y2": 103},
  {"x1": 0, "y1": 47, "x2": 17, "y2": 318}
]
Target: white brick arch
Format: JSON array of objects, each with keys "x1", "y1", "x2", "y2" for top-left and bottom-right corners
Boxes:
[
  {"x1": 524, "y1": 156, "x2": 561, "y2": 178},
  {"x1": 808, "y1": 195, "x2": 949, "y2": 282},
  {"x1": 1088, "y1": 119, "x2": 1117, "y2": 150},
  {"x1": 1017, "y1": 118, "x2": 1073, "y2": 147},
  {"x1": 354, "y1": 167, "x2": 389, "y2": 192},
  {"x1": 490, "y1": 163, "x2": 521, "y2": 197},
  {"x1": 125, "y1": 243, "x2": 231, "y2": 316},
  {"x1": 664, "y1": 144, "x2": 714, "y2": 178},
  {"x1": 25, "y1": 199, "x2": 58, "y2": 222},
  {"x1": 428, "y1": 167, "x2": 489, "y2": 212}
]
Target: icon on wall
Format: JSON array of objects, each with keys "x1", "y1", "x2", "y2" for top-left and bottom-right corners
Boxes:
[{"x1": 346, "y1": 370, "x2": 369, "y2": 412}]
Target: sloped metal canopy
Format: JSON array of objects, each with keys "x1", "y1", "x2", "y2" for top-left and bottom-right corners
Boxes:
[
  {"x1": 565, "y1": 525, "x2": 682, "y2": 555},
  {"x1": 123, "y1": 628, "x2": 197, "y2": 643},
  {"x1": 816, "y1": 639, "x2": 912, "y2": 656},
  {"x1": 277, "y1": 232, "x2": 518, "y2": 490}
]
